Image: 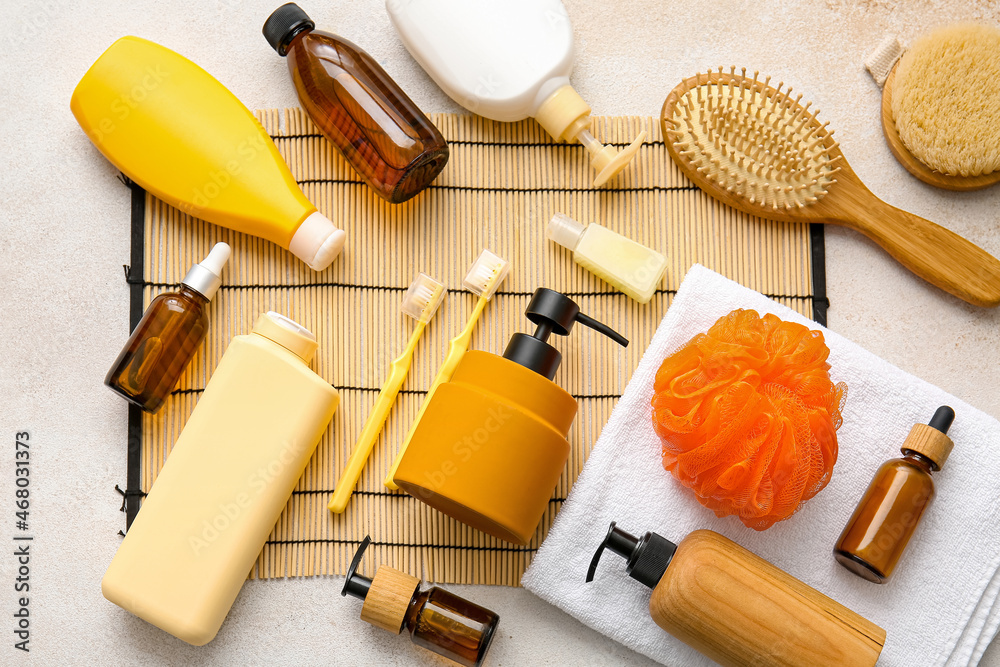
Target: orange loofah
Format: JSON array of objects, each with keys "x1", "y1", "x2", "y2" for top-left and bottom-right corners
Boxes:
[{"x1": 651, "y1": 309, "x2": 846, "y2": 530}]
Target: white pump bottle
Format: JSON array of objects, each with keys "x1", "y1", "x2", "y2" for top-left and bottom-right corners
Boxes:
[{"x1": 386, "y1": 0, "x2": 646, "y2": 186}]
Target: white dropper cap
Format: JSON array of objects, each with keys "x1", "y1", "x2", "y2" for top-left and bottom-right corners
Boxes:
[
  {"x1": 181, "y1": 242, "x2": 231, "y2": 301},
  {"x1": 288, "y1": 211, "x2": 347, "y2": 271},
  {"x1": 547, "y1": 213, "x2": 587, "y2": 251}
]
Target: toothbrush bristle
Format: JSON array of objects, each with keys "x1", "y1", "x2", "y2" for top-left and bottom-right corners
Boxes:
[
  {"x1": 463, "y1": 249, "x2": 510, "y2": 299},
  {"x1": 664, "y1": 68, "x2": 838, "y2": 210},
  {"x1": 400, "y1": 273, "x2": 446, "y2": 323}
]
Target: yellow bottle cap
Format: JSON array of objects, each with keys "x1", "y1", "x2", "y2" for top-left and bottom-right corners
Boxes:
[{"x1": 252, "y1": 311, "x2": 318, "y2": 363}]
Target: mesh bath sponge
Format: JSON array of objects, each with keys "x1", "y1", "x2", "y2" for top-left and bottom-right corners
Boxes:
[{"x1": 651, "y1": 309, "x2": 846, "y2": 530}]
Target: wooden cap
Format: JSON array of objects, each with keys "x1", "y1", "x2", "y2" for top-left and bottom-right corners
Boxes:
[
  {"x1": 902, "y1": 423, "x2": 954, "y2": 469},
  {"x1": 360, "y1": 566, "x2": 419, "y2": 634}
]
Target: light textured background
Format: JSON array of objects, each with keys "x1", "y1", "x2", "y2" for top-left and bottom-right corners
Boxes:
[{"x1": 1, "y1": 0, "x2": 998, "y2": 664}]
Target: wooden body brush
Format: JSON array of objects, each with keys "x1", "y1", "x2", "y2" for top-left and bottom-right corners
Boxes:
[
  {"x1": 880, "y1": 24, "x2": 1000, "y2": 192},
  {"x1": 881, "y1": 64, "x2": 1000, "y2": 192},
  {"x1": 661, "y1": 68, "x2": 1000, "y2": 308}
]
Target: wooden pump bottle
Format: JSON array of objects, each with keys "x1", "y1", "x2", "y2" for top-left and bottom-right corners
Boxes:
[
  {"x1": 587, "y1": 522, "x2": 886, "y2": 667},
  {"x1": 341, "y1": 537, "x2": 499, "y2": 667},
  {"x1": 834, "y1": 406, "x2": 955, "y2": 584}
]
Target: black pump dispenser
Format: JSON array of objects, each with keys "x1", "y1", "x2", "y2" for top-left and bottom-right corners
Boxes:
[
  {"x1": 586, "y1": 521, "x2": 677, "y2": 588},
  {"x1": 341, "y1": 535, "x2": 374, "y2": 600},
  {"x1": 503, "y1": 288, "x2": 628, "y2": 380}
]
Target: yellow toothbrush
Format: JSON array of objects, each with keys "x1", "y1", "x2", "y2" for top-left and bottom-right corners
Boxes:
[
  {"x1": 383, "y1": 249, "x2": 510, "y2": 489},
  {"x1": 328, "y1": 273, "x2": 446, "y2": 513}
]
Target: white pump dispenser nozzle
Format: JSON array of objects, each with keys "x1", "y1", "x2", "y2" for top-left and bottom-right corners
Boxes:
[{"x1": 534, "y1": 85, "x2": 647, "y2": 186}]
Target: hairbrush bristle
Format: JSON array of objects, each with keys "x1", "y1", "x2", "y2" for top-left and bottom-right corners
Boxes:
[{"x1": 665, "y1": 67, "x2": 841, "y2": 210}]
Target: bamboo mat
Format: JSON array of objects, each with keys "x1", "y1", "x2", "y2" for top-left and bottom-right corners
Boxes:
[{"x1": 119, "y1": 109, "x2": 826, "y2": 586}]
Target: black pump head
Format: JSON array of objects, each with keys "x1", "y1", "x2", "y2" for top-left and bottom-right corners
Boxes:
[
  {"x1": 586, "y1": 521, "x2": 676, "y2": 589},
  {"x1": 503, "y1": 288, "x2": 628, "y2": 380},
  {"x1": 263, "y1": 3, "x2": 315, "y2": 56},
  {"x1": 341, "y1": 535, "x2": 374, "y2": 600}
]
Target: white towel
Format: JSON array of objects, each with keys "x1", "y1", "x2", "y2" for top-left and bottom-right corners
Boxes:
[{"x1": 522, "y1": 264, "x2": 1000, "y2": 667}]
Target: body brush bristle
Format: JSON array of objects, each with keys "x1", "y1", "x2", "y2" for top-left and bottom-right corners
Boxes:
[{"x1": 663, "y1": 67, "x2": 842, "y2": 210}]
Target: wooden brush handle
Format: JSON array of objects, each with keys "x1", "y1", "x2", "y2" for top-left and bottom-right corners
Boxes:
[
  {"x1": 650, "y1": 530, "x2": 885, "y2": 667},
  {"x1": 839, "y1": 196, "x2": 1000, "y2": 307}
]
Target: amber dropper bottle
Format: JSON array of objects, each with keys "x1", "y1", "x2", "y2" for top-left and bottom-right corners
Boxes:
[
  {"x1": 263, "y1": 3, "x2": 449, "y2": 204},
  {"x1": 834, "y1": 406, "x2": 956, "y2": 583},
  {"x1": 105, "y1": 243, "x2": 230, "y2": 413},
  {"x1": 341, "y1": 536, "x2": 499, "y2": 667}
]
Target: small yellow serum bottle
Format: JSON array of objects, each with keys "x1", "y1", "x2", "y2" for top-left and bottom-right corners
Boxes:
[{"x1": 547, "y1": 213, "x2": 667, "y2": 303}]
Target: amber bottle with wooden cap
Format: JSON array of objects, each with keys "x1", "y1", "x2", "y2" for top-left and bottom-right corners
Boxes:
[
  {"x1": 588, "y1": 522, "x2": 886, "y2": 667},
  {"x1": 341, "y1": 536, "x2": 499, "y2": 667},
  {"x1": 835, "y1": 406, "x2": 955, "y2": 584}
]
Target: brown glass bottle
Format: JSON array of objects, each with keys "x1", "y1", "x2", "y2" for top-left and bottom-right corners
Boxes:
[
  {"x1": 263, "y1": 3, "x2": 449, "y2": 204},
  {"x1": 105, "y1": 288, "x2": 209, "y2": 413},
  {"x1": 834, "y1": 406, "x2": 955, "y2": 583},
  {"x1": 343, "y1": 537, "x2": 499, "y2": 667},
  {"x1": 404, "y1": 586, "x2": 498, "y2": 667},
  {"x1": 105, "y1": 243, "x2": 229, "y2": 413}
]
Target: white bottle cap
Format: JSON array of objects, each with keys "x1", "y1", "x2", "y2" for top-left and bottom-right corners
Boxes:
[
  {"x1": 547, "y1": 213, "x2": 587, "y2": 251},
  {"x1": 288, "y1": 211, "x2": 347, "y2": 271},
  {"x1": 181, "y1": 242, "x2": 231, "y2": 301}
]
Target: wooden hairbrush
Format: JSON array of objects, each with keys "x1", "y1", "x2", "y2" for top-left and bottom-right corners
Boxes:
[{"x1": 660, "y1": 67, "x2": 1000, "y2": 308}]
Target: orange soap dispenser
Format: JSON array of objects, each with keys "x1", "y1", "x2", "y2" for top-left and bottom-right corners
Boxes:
[{"x1": 393, "y1": 288, "x2": 628, "y2": 545}]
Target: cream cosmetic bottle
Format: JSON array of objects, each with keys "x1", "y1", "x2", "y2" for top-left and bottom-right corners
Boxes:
[
  {"x1": 101, "y1": 312, "x2": 339, "y2": 646},
  {"x1": 386, "y1": 0, "x2": 646, "y2": 186},
  {"x1": 548, "y1": 213, "x2": 668, "y2": 303}
]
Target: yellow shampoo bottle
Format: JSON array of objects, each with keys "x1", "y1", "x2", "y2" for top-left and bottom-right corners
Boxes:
[
  {"x1": 71, "y1": 36, "x2": 345, "y2": 270},
  {"x1": 101, "y1": 312, "x2": 339, "y2": 645}
]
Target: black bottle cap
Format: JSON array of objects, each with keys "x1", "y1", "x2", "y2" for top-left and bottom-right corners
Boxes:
[
  {"x1": 341, "y1": 535, "x2": 373, "y2": 600},
  {"x1": 263, "y1": 3, "x2": 315, "y2": 56},
  {"x1": 502, "y1": 288, "x2": 628, "y2": 380},
  {"x1": 586, "y1": 521, "x2": 676, "y2": 589},
  {"x1": 928, "y1": 405, "x2": 955, "y2": 434}
]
